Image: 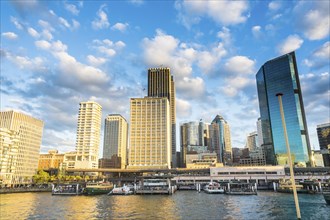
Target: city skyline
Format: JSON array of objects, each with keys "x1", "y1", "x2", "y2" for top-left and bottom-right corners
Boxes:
[{"x1": 1, "y1": 1, "x2": 329, "y2": 154}]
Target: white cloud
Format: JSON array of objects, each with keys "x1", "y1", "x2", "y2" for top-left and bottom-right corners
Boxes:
[
  {"x1": 217, "y1": 27, "x2": 231, "y2": 47},
  {"x1": 268, "y1": 1, "x2": 281, "y2": 11},
  {"x1": 142, "y1": 29, "x2": 226, "y2": 78},
  {"x1": 27, "y1": 27, "x2": 40, "y2": 38},
  {"x1": 2, "y1": 32, "x2": 18, "y2": 40},
  {"x1": 92, "y1": 39, "x2": 126, "y2": 57},
  {"x1": 177, "y1": 0, "x2": 249, "y2": 26},
  {"x1": 112, "y1": 22, "x2": 129, "y2": 32},
  {"x1": 176, "y1": 77, "x2": 205, "y2": 99},
  {"x1": 38, "y1": 20, "x2": 55, "y2": 32},
  {"x1": 294, "y1": 1, "x2": 330, "y2": 40},
  {"x1": 59, "y1": 17, "x2": 70, "y2": 28},
  {"x1": 176, "y1": 98, "x2": 192, "y2": 118},
  {"x1": 224, "y1": 56, "x2": 255, "y2": 75},
  {"x1": 313, "y1": 41, "x2": 330, "y2": 58},
  {"x1": 10, "y1": 16, "x2": 23, "y2": 30},
  {"x1": 251, "y1": 26, "x2": 261, "y2": 38},
  {"x1": 64, "y1": 2, "x2": 80, "y2": 15},
  {"x1": 35, "y1": 40, "x2": 109, "y2": 91},
  {"x1": 41, "y1": 29, "x2": 53, "y2": 40},
  {"x1": 277, "y1": 34, "x2": 303, "y2": 55},
  {"x1": 70, "y1": 19, "x2": 80, "y2": 31},
  {"x1": 130, "y1": 0, "x2": 144, "y2": 5},
  {"x1": 92, "y1": 5, "x2": 110, "y2": 30},
  {"x1": 86, "y1": 55, "x2": 107, "y2": 66}
]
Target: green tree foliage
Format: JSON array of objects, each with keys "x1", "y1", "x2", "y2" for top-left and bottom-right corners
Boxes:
[{"x1": 33, "y1": 170, "x2": 50, "y2": 184}]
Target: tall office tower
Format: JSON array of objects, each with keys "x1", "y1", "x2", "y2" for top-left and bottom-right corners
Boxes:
[
  {"x1": 148, "y1": 67, "x2": 176, "y2": 167},
  {"x1": 317, "y1": 123, "x2": 330, "y2": 167},
  {"x1": 246, "y1": 132, "x2": 258, "y2": 151},
  {"x1": 180, "y1": 121, "x2": 208, "y2": 167},
  {"x1": 256, "y1": 51, "x2": 311, "y2": 166},
  {"x1": 0, "y1": 110, "x2": 44, "y2": 186},
  {"x1": 103, "y1": 114, "x2": 128, "y2": 169},
  {"x1": 74, "y1": 101, "x2": 102, "y2": 169},
  {"x1": 257, "y1": 118, "x2": 263, "y2": 148},
  {"x1": 128, "y1": 97, "x2": 171, "y2": 169},
  {"x1": 209, "y1": 115, "x2": 232, "y2": 165}
]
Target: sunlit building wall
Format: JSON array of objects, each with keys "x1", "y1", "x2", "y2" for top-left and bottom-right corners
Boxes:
[
  {"x1": 0, "y1": 128, "x2": 19, "y2": 187},
  {"x1": 103, "y1": 114, "x2": 128, "y2": 169},
  {"x1": 128, "y1": 97, "x2": 171, "y2": 169},
  {"x1": 0, "y1": 110, "x2": 44, "y2": 185},
  {"x1": 38, "y1": 150, "x2": 64, "y2": 170},
  {"x1": 148, "y1": 67, "x2": 176, "y2": 167},
  {"x1": 246, "y1": 132, "x2": 258, "y2": 151},
  {"x1": 256, "y1": 52, "x2": 311, "y2": 166},
  {"x1": 74, "y1": 101, "x2": 102, "y2": 169}
]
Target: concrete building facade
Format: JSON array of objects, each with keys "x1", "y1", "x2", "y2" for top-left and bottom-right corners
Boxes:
[
  {"x1": 148, "y1": 67, "x2": 176, "y2": 167},
  {"x1": 0, "y1": 110, "x2": 44, "y2": 186},
  {"x1": 103, "y1": 114, "x2": 128, "y2": 169},
  {"x1": 128, "y1": 97, "x2": 171, "y2": 169}
]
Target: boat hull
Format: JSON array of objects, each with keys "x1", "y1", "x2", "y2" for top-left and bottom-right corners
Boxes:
[
  {"x1": 85, "y1": 188, "x2": 112, "y2": 195},
  {"x1": 204, "y1": 189, "x2": 225, "y2": 194}
]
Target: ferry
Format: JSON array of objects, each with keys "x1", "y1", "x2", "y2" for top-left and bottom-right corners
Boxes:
[
  {"x1": 203, "y1": 182, "x2": 225, "y2": 194},
  {"x1": 276, "y1": 179, "x2": 307, "y2": 193},
  {"x1": 52, "y1": 183, "x2": 84, "y2": 196},
  {"x1": 135, "y1": 178, "x2": 175, "y2": 195},
  {"x1": 108, "y1": 184, "x2": 133, "y2": 195},
  {"x1": 225, "y1": 182, "x2": 257, "y2": 195},
  {"x1": 85, "y1": 182, "x2": 113, "y2": 195}
]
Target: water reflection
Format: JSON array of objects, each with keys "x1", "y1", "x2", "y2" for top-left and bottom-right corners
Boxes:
[{"x1": 0, "y1": 191, "x2": 329, "y2": 219}]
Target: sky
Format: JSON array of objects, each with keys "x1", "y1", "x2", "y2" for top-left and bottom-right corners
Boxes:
[{"x1": 1, "y1": 0, "x2": 329, "y2": 155}]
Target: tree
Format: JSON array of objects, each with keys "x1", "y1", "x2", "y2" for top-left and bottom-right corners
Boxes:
[{"x1": 33, "y1": 170, "x2": 50, "y2": 184}]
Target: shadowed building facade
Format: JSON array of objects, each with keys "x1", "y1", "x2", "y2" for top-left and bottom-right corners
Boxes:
[
  {"x1": 148, "y1": 67, "x2": 176, "y2": 167},
  {"x1": 256, "y1": 52, "x2": 311, "y2": 167},
  {"x1": 102, "y1": 114, "x2": 128, "y2": 169},
  {"x1": 317, "y1": 123, "x2": 330, "y2": 167}
]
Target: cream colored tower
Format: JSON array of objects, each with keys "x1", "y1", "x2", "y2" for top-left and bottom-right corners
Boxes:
[
  {"x1": 103, "y1": 114, "x2": 128, "y2": 169},
  {"x1": 74, "y1": 101, "x2": 102, "y2": 169},
  {"x1": 0, "y1": 110, "x2": 44, "y2": 186},
  {"x1": 128, "y1": 97, "x2": 171, "y2": 169},
  {"x1": 148, "y1": 67, "x2": 176, "y2": 167}
]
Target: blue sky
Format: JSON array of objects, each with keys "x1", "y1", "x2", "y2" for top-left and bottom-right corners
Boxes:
[{"x1": 1, "y1": 0, "x2": 329, "y2": 154}]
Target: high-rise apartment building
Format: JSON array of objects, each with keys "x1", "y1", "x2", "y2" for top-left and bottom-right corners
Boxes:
[
  {"x1": 148, "y1": 67, "x2": 176, "y2": 167},
  {"x1": 128, "y1": 97, "x2": 171, "y2": 169},
  {"x1": 0, "y1": 110, "x2": 44, "y2": 186},
  {"x1": 209, "y1": 115, "x2": 232, "y2": 165},
  {"x1": 256, "y1": 52, "x2": 311, "y2": 166},
  {"x1": 317, "y1": 123, "x2": 330, "y2": 167},
  {"x1": 73, "y1": 101, "x2": 102, "y2": 169},
  {"x1": 103, "y1": 114, "x2": 128, "y2": 169},
  {"x1": 246, "y1": 132, "x2": 258, "y2": 151}
]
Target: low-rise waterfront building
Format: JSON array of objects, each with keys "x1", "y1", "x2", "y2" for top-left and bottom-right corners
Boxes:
[{"x1": 38, "y1": 150, "x2": 64, "y2": 171}]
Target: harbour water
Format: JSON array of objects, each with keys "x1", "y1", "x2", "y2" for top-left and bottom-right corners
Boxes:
[{"x1": 1, "y1": 191, "x2": 329, "y2": 219}]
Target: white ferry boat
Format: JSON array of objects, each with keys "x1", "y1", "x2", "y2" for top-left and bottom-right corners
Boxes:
[
  {"x1": 108, "y1": 184, "x2": 133, "y2": 195},
  {"x1": 203, "y1": 182, "x2": 225, "y2": 194}
]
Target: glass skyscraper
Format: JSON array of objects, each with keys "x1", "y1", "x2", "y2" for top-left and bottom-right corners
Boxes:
[{"x1": 256, "y1": 52, "x2": 311, "y2": 167}]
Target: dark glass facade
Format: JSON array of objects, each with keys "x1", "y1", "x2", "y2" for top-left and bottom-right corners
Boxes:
[
  {"x1": 317, "y1": 123, "x2": 330, "y2": 167},
  {"x1": 256, "y1": 52, "x2": 311, "y2": 167}
]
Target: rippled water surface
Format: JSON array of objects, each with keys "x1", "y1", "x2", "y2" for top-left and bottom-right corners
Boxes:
[{"x1": 1, "y1": 191, "x2": 329, "y2": 219}]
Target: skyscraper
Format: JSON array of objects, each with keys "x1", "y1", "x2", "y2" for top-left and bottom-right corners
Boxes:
[
  {"x1": 209, "y1": 115, "x2": 232, "y2": 165},
  {"x1": 128, "y1": 97, "x2": 171, "y2": 169},
  {"x1": 103, "y1": 114, "x2": 128, "y2": 169},
  {"x1": 148, "y1": 67, "x2": 176, "y2": 167},
  {"x1": 0, "y1": 110, "x2": 44, "y2": 186},
  {"x1": 317, "y1": 123, "x2": 330, "y2": 167},
  {"x1": 74, "y1": 101, "x2": 102, "y2": 169},
  {"x1": 180, "y1": 121, "x2": 209, "y2": 167},
  {"x1": 246, "y1": 132, "x2": 258, "y2": 151},
  {"x1": 256, "y1": 51, "x2": 311, "y2": 166}
]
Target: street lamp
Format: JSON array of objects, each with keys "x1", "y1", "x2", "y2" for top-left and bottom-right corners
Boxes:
[{"x1": 276, "y1": 93, "x2": 301, "y2": 220}]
